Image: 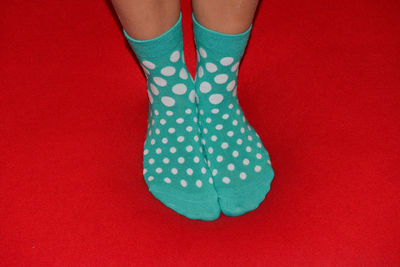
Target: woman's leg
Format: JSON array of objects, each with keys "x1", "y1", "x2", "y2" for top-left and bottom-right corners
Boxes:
[
  {"x1": 191, "y1": 0, "x2": 275, "y2": 217},
  {"x1": 192, "y1": 0, "x2": 259, "y2": 34},
  {"x1": 111, "y1": 0, "x2": 180, "y2": 40}
]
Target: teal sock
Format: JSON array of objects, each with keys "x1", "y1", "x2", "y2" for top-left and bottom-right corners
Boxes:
[
  {"x1": 125, "y1": 14, "x2": 220, "y2": 221},
  {"x1": 193, "y1": 15, "x2": 275, "y2": 216}
]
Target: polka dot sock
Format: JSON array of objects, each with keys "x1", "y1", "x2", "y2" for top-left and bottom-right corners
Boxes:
[
  {"x1": 193, "y1": 15, "x2": 275, "y2": 216},
  {"x1": 124, "y1": 14, "x2": 220, "y2": 221}
]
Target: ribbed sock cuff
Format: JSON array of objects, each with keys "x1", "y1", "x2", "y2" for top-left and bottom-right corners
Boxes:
[
  {"x1": 192, "y1": 14, "x2": 252, "y2": 55},
  {"x1": 124, "y1": 13, "x2": 183, "y2": 59}
]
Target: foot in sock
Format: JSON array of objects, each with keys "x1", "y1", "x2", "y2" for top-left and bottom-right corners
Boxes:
[
  {"x1": 125, "y1": 14, "x2": 220, "y2": 221},
  {"x1": 193, "y1": 15, "x2": 275, "y2": 216}
]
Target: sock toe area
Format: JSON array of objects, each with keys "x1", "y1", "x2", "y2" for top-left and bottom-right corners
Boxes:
[
  {"x1": 217, "y1": 169, "x2": 274, "y2": 217},
  {"x1": 149, "y1": 187, "x2": 221, "y2": 221}
]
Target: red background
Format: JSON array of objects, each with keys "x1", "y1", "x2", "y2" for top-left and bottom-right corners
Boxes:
[{"x1": 1, "y1": 0, "x2": 399, "y2": 265}]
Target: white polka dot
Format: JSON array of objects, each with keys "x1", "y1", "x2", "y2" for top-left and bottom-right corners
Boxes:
[
  {"x1": 163, "y1": 157, "x2": 169, "y2": 164},
  {"x1": 150, "y1": 139, "x2": 155, "y2": 145},
  {"x1": 172, "y1": 83, "x2": 187, "y2": 95},
  {"x1": 153, "y1": 77, "x2": 167, "y2": 87},
  {"x1": 200, "y1": 167, "x2": 206, "y2": 174},
  {"x1": 186, "y1": 168, "x2": 193, "y2": 175},
  {"x1": 203, "y1": 128, "x2": 208, "y2": 134},
  {"x1": 143, "y1": 149, "x2": 149, "y2": 155},
  {"x1": 161, "y1": 138, "x2": 168, "y2": 144},
  {"x1": 268, "y1": 159, "x2": 271, "y2": 165},
  {"x1": 248, "y1": 125, "x2": 252, "y2": 131},
  {"x1": 237, "y1": 138, "x2": 243, "y2": 145},
  {"x1": 141, "y1": 65, "x2": 150, "y2": 76},
  {"x1": 189, "y1": 90, "x2": 196, "y2": 103},
  {"x1": 222, "y1": 114, "x2": 229, "y2": 119},
  {"x1": 240, "y1": 172, "x2": 247, "y2": 180},
  {"x1": 156, "y1": 167, "x2": 162, "y2": 174},
  {"x1": 185, "y1": 109, "x2": 192, "y2": 114},
  {"x1": 148, "y1": 176, "x2": 154, "y2": 181},
  {"x1": 248, "y1": 135, "x2": 253, "y2": 141},
  {"x1": 156, "y1": 148, "x2": 162, "y2": 154},
  {"x1": 198, "y1": 66, "x2": 204, "y2": 78},
  {"x1": 180, "y1": 179, "x2": 188, "y2": 187},
  {"x1": 209, "y1": 177, "x2": 214, "y2": 184},
  {"x1": 143, "y1": 168, "x2": 147, "y2": 175},
  {"x1": 194, "y1": 135, "x2": 199, "y2": 142},
  {"x1": 150, "y1": 83, "x2": 159, "y2": 95},
  {"x1": 196, "y1": 180, "x2": 203, "y2": 188},
  {"x1": 161, "y1": 66, "x2": 176, "y2": 76},
  {"x1": 222, "y1": 177, "x2": 231, "y2": 184},
  {"x1": 186, "y1": 126, "x2": 193, "y2": 132},
  {"x1": 202, "y1": 139, "x2": 206, "y2": 145},
  {"x1": 232, "y1": 120, "x2": 238, "y2": 126},
  {"x1": 226, "y1": 80, "x2": 236, "y2": 91},
  {"x1": 211, "y1": 108, "x2": 219, "y2": 114},
  {"x1": 209, "y1": 94, "x2": 224, "y2": 105},
  {"x1": 257, "y1": 142, "x2": 262, "y2": 148},
  {"x1": 164, "y1": 177, "x2": 171, "y2": 183},
  {"x1": 199, "y1": 47, "x2": 207, "y2": 58},
  {"x1": 194, "y1": 156, "x2": 200, "y2": 163},
  {"x1": 214, "y1": 74, "x2": 228, "y2": 84},
  {"x1": 246, "y1": 146, "x2": 252, "y2": 152},
  {"x1": 154, "y1": 110, "x2": 159, "y2": 116},
  {"x1": 186, "y1": 145, "x2": 193, "y2": 152},
  {"x1": 231, "y1": 62, "x2": 239, "y2": 72},
  {"x1": 212, "y1": 169, "x2": 218, "y2": 176},
  {"x1": 208, "y1": 147, "x2": 214, "y2": 154},
  {"x1": 243, "y1": 158, "x2": 250, "y2": 165},
  {"x1": 241, "y1": 127, "x2": 245, "y2": 134},
  {"x1": 147, "y1": 91, "x2": 153, "y2": 104},
  {"x1": 255, "y1": 165, "x2": 262, "y2": 172},
  {"x1": 228, "y1": 164, "x2": 235, "y2": 171},
  {"x1": 220, "y1": 57, "x2": 234, "y2": 66},
  {"x1": 171, "y1": 168, "x2": 178, "y2": 174},
  {"x1": 176, "y1": 118, "x2": 184, "y2": 124},
  {"x1": 178, "y1": 157, "x2": 185, "y2": 164},
  {"x1": 217, "y1": 155, "x2": 223, "y2": 162},
  {"x1": 206, "y1": 118, "x2": 212, "y2": 123},
  {"x1": 256, "y1": 153, "x2": 262, "y2": 159},
  {"x1": 161, "y1": 96, "x2": 175, "y2": 107},
  {"x1": 177, "y1": 136, "x2": 184, "y2": 142},
  {"x1": 199, "y1": 81, "x2": 212, "y2": 93},
  {"x1": 205, "y1": 62, "x2": 218, "y2": 73},
  {"x1": 160, "y1": 119, "x2": 166, "y2": 125},
  {"x1": 142, "y1": 60, "x2": 155, "y2": 69},
  {"x1": 229, "y1": 104, "x2": 234, "y2": 109},
  {"x1": 170, "y1": 147, "x2": 177, "y2": 153},
  {"x1": 227, "y1": 131, "x2": 234, "y2": 137},
  {"x1": 168, "y1": 128, "x2": 175, "y2": 134},
  {"x1": 233, "y1": 87, "x2": 237, "y2": 97},
  {"x1": 166, "y1": 110, "x2": 173, "y2": 116},
  {"x1": 216, "y1": 124, "x2": 223, "y2": 130},
  {"x1": 179, "y1": 68, "x2": 188, "y2": 79},
  {"x1": 211, "y1": 135, "x2": 217, "y2": 141},
  {"x1": 232, "y1": 151, "x2": 239, "y2": 157},
  {"x1": 221, "y1": 142, "x2": 229, "y2": 149},
  {"x1": 170, "y1": 50, "x2": 180, "y2": 62},
  {"x1": 155, "y1": 128, "x2": 160, "y2": 135}
]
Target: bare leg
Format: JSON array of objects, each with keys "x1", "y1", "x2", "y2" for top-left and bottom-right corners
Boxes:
[
  {"x1": 192, "y1": 0, "x2": 259, "y2": 34},
  {"x1": 110, "y1": 0, "x2": 181, "y2": 40}
]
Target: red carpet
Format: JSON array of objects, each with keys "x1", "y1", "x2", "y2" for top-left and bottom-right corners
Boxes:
[{"x1": 1, "y1": 0, "x2": 399, "y2": 265}]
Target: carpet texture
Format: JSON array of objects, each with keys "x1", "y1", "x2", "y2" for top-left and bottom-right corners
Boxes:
[{"x1": 1, "y1": 0, "x2": 399, "y2": 265}]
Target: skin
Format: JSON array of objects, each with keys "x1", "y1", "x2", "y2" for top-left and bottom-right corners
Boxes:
[
  {"x1": 110, "y1": 0, "x2": 260, "y2": 40},
  {"x1": 192, "y1": 0, "x2": 260, "y2": 34}
]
